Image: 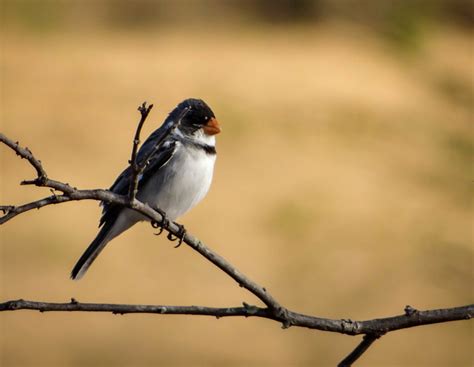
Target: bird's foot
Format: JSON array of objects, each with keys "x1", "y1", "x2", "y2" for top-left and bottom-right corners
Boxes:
[
  {"x1": 151, "y1": 207, "x2": 169, "y2": 235},
  {"x1": 168, "y1": 222, "x2": 186, "y2": 247}
]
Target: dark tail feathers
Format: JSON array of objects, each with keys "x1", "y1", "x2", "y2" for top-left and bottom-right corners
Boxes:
[{"x1": 71, "y1": 220, "x2": 114, "y2": 280}]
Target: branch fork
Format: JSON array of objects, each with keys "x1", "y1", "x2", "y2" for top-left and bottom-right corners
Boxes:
[{"x1": 1, "y1": 103, "x2": 472, "y2": 367}]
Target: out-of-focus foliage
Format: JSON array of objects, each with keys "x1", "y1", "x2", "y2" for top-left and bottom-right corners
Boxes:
[
  {"x1": 3, "y1": 0, "x2": 472, "y2": 52},
  {"x1": 3, "y1": 0, "x2": 473, "y2": 28}
]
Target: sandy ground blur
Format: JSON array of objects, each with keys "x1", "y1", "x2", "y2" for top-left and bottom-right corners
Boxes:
[{"x1": 1, "y1": 22, "x2": 473, "y2": 367}]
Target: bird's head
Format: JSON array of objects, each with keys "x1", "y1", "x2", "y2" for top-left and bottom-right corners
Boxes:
[{"x1": 172, "y1": 98, "x2": 220, "y2": 137}]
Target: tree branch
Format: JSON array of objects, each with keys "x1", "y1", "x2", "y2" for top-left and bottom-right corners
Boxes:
[
  {"x1": 338, "y1": 333, "x2": 380, "y2": 367},
  {"x1": 128, "y1": 102, "x2": 153, "y2": 201},
  {"x1": 1, "y1": 299, "x2": 471, "y2": 336},
  {"x1": 0, "y1": 133, "x2": 47, "y2": 183},
  {"x1": 126, "y1": 102, "x2": 190, "y2": 204},
  {"x1": 1, "y1": 104, "x2": 473, "y2": 366},
  {"x1": 0, "y1": 128, "x2": 284, "y2": 316}
]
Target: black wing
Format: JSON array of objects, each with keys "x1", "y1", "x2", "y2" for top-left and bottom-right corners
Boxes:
[
  {"x1": 99, "y1": 100, "x2": 192, "y2": 227},
  {"x1": 99, "y1": 138, "x2": 177, "y2": 227}
]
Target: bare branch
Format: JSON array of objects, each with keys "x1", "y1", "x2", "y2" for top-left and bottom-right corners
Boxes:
[
  {"x1": 0, "y1": 189, "x2": 113, "y2": 225},
  {"x1": 2, "y1": 116, "x2": 473, "y2": 366},
  {"x1": 126, "y1": 103, "x2": 191, "y2": 204},
  {"x1": 128, "y1": 101, "x2": 153, "y2": 201},
  {"x1": 0, "y1": 194, "x2": 71, "y2": 223},
  {"x1": 0, "y1": 133, "x2": 47, "y2": 184},
  {"x1": 136, "y1": 105, "x2": 191, "y2": 173},
  {"x1": 0, "y1": 299, "x2": 264, "y2": 317},
  {"x1": 338, "y1": 334, "x2": 381, "y2": 367},
  {"x1": 0, "y1": 299, "x2": 471, "y2": 336},
  {"x1": 0, "y1": 132, "x2": 284, "y2": 317}
]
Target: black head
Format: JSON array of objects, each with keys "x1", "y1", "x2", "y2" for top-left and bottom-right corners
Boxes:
[{"x1": 170, "y1": 98, "x2": 220, "y2": 136}]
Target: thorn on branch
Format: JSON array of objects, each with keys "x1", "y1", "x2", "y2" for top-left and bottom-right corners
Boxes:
[
  {"x1": 70, "y1": 298, "x2": 78, "y2": 304},
  {"x1": 404, "y1": 305, "x2": 418, "y2": 316}
]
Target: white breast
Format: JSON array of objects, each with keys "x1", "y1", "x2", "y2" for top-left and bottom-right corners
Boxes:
[{"x1": 141, "y1": 140, "x2": 216, "y2": 221}]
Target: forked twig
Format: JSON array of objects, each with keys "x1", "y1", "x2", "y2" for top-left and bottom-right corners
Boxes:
[
  {"x1": 128, "y1": 102, "x2": 154, "y2": 201},
  {"x1": 1, "y1": 104, "x2": 472, "y2": 366}
]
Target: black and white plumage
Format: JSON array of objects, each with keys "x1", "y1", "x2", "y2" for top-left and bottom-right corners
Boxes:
[{"x1": 71, "y1": 98, "x2": 220, "y2": 280}]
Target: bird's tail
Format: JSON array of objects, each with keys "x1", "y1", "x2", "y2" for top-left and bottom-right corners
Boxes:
[{"x1": 70, "y1": 220, "x2": 116, "y2": 280}]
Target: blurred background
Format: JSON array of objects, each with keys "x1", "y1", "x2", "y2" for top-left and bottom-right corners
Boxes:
[{"x1": 1, "y1": 0, "x2": 473, "y2": 366}]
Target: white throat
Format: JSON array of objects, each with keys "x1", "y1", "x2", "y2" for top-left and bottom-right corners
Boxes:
[
  {"x1": 175, "y1": 127, "x2": 216, "y2": 147},
  {"x1": 193, "y1": 129, "x2": 216, "y2": 146}
]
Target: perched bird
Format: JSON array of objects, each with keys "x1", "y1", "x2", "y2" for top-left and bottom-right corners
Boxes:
[{"x1": 71, "y1": 98, "x2": 220, "y2": 280}]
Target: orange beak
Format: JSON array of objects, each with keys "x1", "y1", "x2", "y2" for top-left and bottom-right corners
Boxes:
[{"x1": 203, "y1": 117, "x2": 221, "y2": 135}]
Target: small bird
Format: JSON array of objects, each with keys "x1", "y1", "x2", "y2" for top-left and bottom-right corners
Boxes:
[{"x1": 71, "y1": 98, "x2": 220, "y2": 280}]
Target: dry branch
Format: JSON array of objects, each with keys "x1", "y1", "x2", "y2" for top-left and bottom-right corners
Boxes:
[
  {"x1": 128, "y1": 102, "x2": 153, "y2": 201},
  {"x1": 1, "y1": 104, "x2": 472, "y2": 366},
  {"x1": 1, "y1": 299, "x2": 471, "y2": 335}
]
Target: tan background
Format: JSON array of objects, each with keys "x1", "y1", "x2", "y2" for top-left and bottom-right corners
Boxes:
[{"x1": 1, "y1": 1, "x2": 473, "y2": 366}]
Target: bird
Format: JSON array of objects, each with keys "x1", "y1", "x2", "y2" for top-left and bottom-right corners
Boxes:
[{"x1": 71, "y1": 98, "x2": 220, "y2": 280}]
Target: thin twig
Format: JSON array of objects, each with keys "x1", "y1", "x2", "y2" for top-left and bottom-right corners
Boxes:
[
  {"x1": 128, "y1": 102, "x2": 153, "y2": 201},
  {"x1": 0, "y1": 299, "x2": 265, "y2": 317},
  {"x1": 338, "y1": 334, "x2": 381, "y2": 367},
  {"x1": 0, "y1": 299, "x2": 472, "y2": 336},
  {"x1": 1, "y1": 120, "x2": 473, "y2": 366},
  {"x1": 136, "y1": 105, "x2": 191, "y2": 173},
  {"x1": 0, "y1": 132, "x2": 284, "y2": 318},
  {"x1": 127, "y1": 103, "x2": 191, "y2": 203},
  {"x1": 0, "y1": 133, "x2": 47, "y2": 184}
]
